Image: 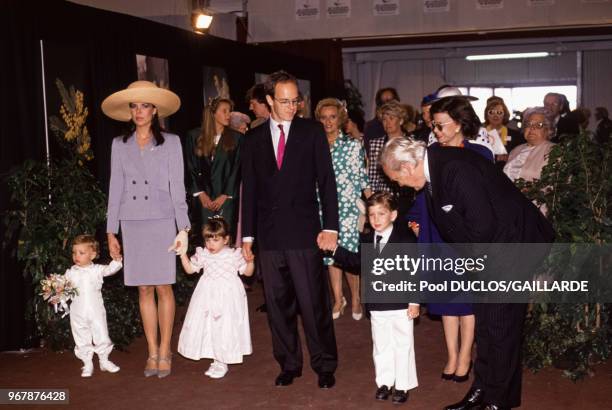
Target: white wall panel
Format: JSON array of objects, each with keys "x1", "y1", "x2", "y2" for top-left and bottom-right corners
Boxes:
[
  {"x1": 248, "y1": 0, "x2": 612, "y2": 43},
  {"x1": 582, "y1": 50, "x2": 612, "y2": 120}
]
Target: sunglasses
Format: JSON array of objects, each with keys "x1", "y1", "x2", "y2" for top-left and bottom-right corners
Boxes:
[
  {"x1": 487, "y1": 109, "x2": 504, "y2": 116},
  {"x1": 431, "y1": 120, "x2": 454, "y2": 132},
  {"x1": 524, "y1": 121, "x2": 546, "y2": 130}
]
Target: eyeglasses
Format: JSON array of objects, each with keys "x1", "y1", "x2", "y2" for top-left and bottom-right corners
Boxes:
[
  {"x1": 524, "y1": 121, "x2": 546, "y2": 130},
  {"x1": 431, "y1": 120, "x2": 454, "y2": 132},
  {"x1": 487, "y1": 109, "x2": 504, "y2": 116},
  {"x1": 274, "y1": 98, "x2": 300, "y2": 107}
]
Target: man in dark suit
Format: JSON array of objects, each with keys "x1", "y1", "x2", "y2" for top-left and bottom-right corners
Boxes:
[
  {"x1": 544, "y1": 92, "x2": 579, "y2": 142},
  {"x1": 380, "y1": 138, "x2": 555, "y2": 410},
  {"x1": 241, "y1": 71, "x2": 340, "y2": 389}
]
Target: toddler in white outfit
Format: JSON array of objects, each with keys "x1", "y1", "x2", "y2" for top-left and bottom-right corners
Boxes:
[
  {"x1": 65, "y1": 234, "x2": 122, "y2": 377},
  {"x1": 178, "y1": 217, "x2": 254, "y2": 379}
]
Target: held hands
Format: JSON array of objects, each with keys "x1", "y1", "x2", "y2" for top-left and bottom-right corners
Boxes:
[
  {"x1": 168, "y1": 230, "x2": 188, "y2": 255},
  {"x1": 317, "y1": 231, "x2": 338, "y2": 252},
  {"x1": 242, "y1": 242, "x2": 255, "y2": 262},
  {"x1": 407, "y1": 305, "x2": 420, "y2": 319},
  {"x1": 107, "y1": 233, "x2": 122, "y2": 260}
]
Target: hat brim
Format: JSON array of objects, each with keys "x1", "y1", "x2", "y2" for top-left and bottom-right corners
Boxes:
[
  {"x1": 101, "y1": 87, "x2": 181, "y2": 122},
  {"x1": 431, "y1": 95, "x2": 479, "y2": 103}
]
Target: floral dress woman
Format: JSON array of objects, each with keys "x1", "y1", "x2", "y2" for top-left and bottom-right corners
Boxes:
[{"x1": 325, "y1": 132, "x2": 370, "y2": 263}]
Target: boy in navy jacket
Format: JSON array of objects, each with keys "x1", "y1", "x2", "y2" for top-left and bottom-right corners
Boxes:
[{"x1": 329, "y1": 192, "x2": 419, "y2": 404}]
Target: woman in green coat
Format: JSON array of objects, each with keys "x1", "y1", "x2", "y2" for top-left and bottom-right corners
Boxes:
[{"x1": 185, "y1": 97, "x2": 241, "y2": 241}]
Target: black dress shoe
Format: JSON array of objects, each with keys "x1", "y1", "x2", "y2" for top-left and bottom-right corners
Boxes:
[
  {"x1": 275, "y1": 371, "x2": 300, "y2": 386},
  {"x1": 453, "y1": 361, "x2": 473, "y2": 383},
  {"x1": 444, "y1": 387, "x2": 484, "y2": 410},
  {"x1": 392, "y1": 389, "x2": 409, "y2": 404},
  {"x1": 318, "y1": 372, "x2": 335, "y2": 389},
  {"x1": 375, "y1": 385, "x2": 391, "y2": 400}
]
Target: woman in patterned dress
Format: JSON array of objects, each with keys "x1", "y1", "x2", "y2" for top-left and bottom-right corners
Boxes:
[{"x1": 315, "y1": 98, "x2": 372, "y2": 320}]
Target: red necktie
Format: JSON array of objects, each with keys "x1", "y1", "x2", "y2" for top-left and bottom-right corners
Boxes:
[{"x1": 277, "y1": 124, "x2": 286, "y2": 169}]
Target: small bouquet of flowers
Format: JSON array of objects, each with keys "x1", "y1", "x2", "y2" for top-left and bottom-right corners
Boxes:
[{"x1": 40, "y1": 274, "x2": 78, "y2": 318}]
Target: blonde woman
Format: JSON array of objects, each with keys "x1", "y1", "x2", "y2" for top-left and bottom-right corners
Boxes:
[
  {"x1": 316, "y1": 98, "x2": 371, "y2": 320},
  {"x1": 185, "y1": 97, "x2": 241, "y2": 239}
]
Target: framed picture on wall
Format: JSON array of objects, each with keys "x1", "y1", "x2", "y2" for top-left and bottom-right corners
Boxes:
[
  {"x1": 136, "y1": 54, "x2": 170, "y2": 127},
  {"x1": 136, "y1": 54, "x2": 169, "y2": 89},
  {"x1": 203, "y1": 66, "x2": 230, "y2": 106},
  {"x1": 254, "y1": 73, "x2": 312, "y2": 118}
]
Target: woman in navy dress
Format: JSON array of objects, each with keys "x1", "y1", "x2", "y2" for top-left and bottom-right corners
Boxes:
[{"x1": 406, "y1": 93, "x2": 493, "y2": 383}]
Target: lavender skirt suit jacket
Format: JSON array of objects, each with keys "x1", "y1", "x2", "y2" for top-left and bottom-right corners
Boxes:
[{"x1": 107, "y1": 132, "x2": 190, "y2": 286}]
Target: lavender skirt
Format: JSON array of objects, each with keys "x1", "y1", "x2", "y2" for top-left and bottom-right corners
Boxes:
[{"x1": 121, "y1": 218, "x2": 176, "y2": 286}]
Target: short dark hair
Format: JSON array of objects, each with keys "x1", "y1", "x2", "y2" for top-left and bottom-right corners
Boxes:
[
  {"x1": 366, "y1": 191, "x2": 398, "y2": 212},
  {"x1": 375, "y1": 87, "x2": 400, "y2": 108},
  {"x1": 264, "y1": 71, "x2": 298, "y2": 98},
  {"x1": 347, "y1": 109, "x2": 365, "y2": 132},
  {"x1": 430, "y1": 96, "x2": 481, "y2": 140},
  {"x1": 595, "y1": 106, "x2": 609, "y2": 119},
  {"x1": 246, "y1": 83, "x2": 269, "y2": 106},
  {"x1": 203, "y1": 217, "x2": 230, "y2": 239}
]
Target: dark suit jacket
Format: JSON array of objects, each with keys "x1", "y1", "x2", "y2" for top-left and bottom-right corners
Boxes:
[
  {"x1": 427, "y1": 147, "x2": 554, "y2": 247},
  {"x1": 241, "y1": 117, "x2": 339, "y2": 251},
  {"x1": 334, "y1": 226, "x2": 417, "y2": 311},
  {"x1": 426, "y1": 145, "x2": 554, "y2": 245},
  {"x1": 553, "y1": 114, "x2": 580, "y2": 142},
  {"x1": 425, "y1": 146, "x2": 555, "y2": 299}
]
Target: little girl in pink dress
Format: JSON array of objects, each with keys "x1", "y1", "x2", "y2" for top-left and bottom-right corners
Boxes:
[{"x1": 178, "y1": 217, "x2": 254, "y2": 378}]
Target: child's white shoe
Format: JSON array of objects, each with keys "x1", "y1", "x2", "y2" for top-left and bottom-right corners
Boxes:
[
  {"x1": 100, "y1": 360, "x2": 120, "y2": 373},
  {"x1": 81, "y1": 361, "x2": 94, "y2": 378},
  {"x1": 204, "y1": 362, "x2": 218, "y2": 376},
  {"x1": 208, "y1": 362, "x2": 228, "y2": 379}
]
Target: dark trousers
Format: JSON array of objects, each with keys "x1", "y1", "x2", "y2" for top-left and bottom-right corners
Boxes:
[
  {"x1": 259, "y1": 248, "x2": 338, "y2": 375},
  {"x1": 472, "y1": 303, "x2": 527, "y2": 408}
]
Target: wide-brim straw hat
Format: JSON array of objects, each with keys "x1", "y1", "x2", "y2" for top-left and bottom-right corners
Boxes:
[
  {"x1": 101, "y1": 80, "x2": 181, "y2": 122},
  {"x1": 432, "y1": 86, "x2": 478, "y2": 102}
]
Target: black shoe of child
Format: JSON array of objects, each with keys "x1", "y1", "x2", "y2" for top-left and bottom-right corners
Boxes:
[
  {"x1": 375, "y1": 385, "x2": 391, "y2": 400},
  {"x1": 392, "y1": 389, "x2": 408, "y2": 404}
]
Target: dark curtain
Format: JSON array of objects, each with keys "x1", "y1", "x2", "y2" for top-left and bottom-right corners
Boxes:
[
  {"x1": 261, "y1": 39, "x2": 346, "y2": 99},
  {"x1": 0, "y1": 1, "x2": 47, "y2": 351},
  {"x1": 0, "y1": 0, "x2": 325, "y2": 351}
]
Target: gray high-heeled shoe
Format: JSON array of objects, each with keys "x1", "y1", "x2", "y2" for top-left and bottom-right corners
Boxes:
[
  {"x1": 143, "y1": 355, "x2": 158, "y2": 378},
  {"x1": 157, "y1": 355, "x2": 172, "y2": 379}
]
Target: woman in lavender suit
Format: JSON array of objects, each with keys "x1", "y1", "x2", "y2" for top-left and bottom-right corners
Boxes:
[{"x1": 102, "y1": 81, "x2": 190, "y2": 379}]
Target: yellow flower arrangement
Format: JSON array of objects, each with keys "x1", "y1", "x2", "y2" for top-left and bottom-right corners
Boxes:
[{"x1": 50, "y1": 79, "x2": 94, "y2": 163}]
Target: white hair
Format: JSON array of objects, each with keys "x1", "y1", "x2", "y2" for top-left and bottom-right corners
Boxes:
[{"x1": 379, "y1": 137, "x2": 426, "y2": 171}]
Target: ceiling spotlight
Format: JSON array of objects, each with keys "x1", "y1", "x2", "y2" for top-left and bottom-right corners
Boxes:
[
  {"x1": 465, "y1": 52, "x2": 550, "y2": 61},
  {"x1": 194, "y1": 12, "x2": 213, "y2": 29},
  {"x1": 192, "y1": 0, "x2": 213, "y2": 34}
]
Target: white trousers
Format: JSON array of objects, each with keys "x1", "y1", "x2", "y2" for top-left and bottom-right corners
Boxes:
[
  {"x1": 70, "y1": 304, "x2": 113, "y2": 363},
  {"x1": 370, "y1": 309, "x2": 418, "y2": 391}
]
